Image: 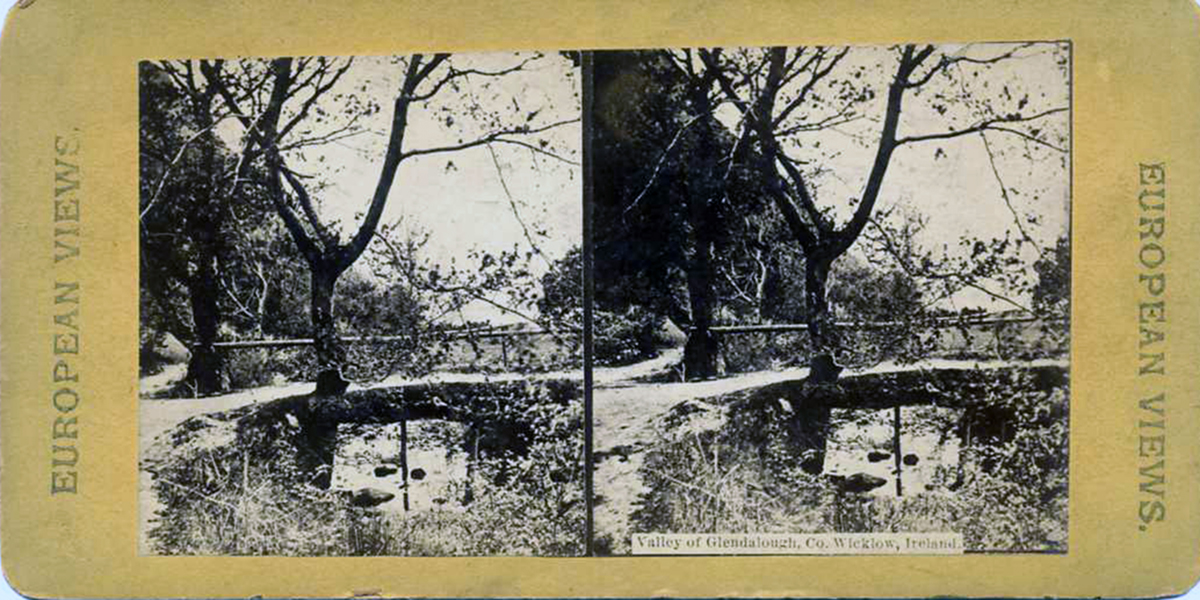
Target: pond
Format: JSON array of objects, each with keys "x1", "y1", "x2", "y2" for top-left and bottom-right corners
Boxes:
[{"x1": 331, "y1": 419, "x2": 471, "y2": 514}]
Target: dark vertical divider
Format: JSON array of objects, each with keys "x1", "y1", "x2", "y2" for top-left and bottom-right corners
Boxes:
[{"x1": 581, "y1": 49, "x2": 596, "y2": 557}]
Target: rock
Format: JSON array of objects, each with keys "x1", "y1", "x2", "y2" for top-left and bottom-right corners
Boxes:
[
  {"x1": 374, "y1": 465, "x2": 398, "y2": 477},
  {"x1": 660, "y1": 399, "x2": 726, "y2": 435},
  {"x1": 409, "y1": 468, "x2": 426, "y2": 481},
  {"x1": 315, "y1": 369, "x2": 350, "y2": 396},
  {"x1": 903, "y1": 454, "x2": 919, "y2": 466},
  {"x1": 807, "y1": 354, "x2": 844, "y2": 384},
  {"x1": 154, "y1": 332, "x2": 191, "y2": 363},
  {"x1": 834, "y1": 472, "x2": 888, "y2": 494},
  {"x1": 655, "y1": 318, "x2": 688, "y2": 348},
  {"x1": 867, "y1": 450, "x2": 890, "y2": 463},
  {"x1": 350, "y1": 488, "x2": 395, "y2": 508}
]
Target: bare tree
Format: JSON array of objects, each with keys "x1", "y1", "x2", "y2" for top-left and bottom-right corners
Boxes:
[
  {"x1": 695, "y1": 43, "x2": 1068, "y2": 471},
  {"x1": 206, "y1": 54, "x2": 577, "y2": 393}
]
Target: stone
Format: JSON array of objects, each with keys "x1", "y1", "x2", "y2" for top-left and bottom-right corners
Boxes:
[
  {"x1": 315, "y1": 368, "x2": 350, "y2": 396},
  {"x1": 155, "y1": 332, "x2": 191, "y2": 363},
  {"x1": 903, "y1": 453, "x2": 919, "y2": 466},
  {"x1": 350, "y1": 487, "x2": 395, "y2": 508},
  {"x1": 834, "y1": 472, "x2": 888, "y2": 494},
  {"x1": 808, "y1": 354, "x2": 844, "y2": 384},
  {"x1": 655, "y1": 318, "x2": 688, "y2": 347},
  {"x1": 867, "y1": 450, "x2": 890, "y2": 463},
  {"x1": 373, "y1": 465, "x2": 398, "y2": 477}
]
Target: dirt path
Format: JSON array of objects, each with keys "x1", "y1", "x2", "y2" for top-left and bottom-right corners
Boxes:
[
  {"x1": 137, "y1": 357, "x2": 655, "y2": 553},
  {"x1": 590, "y1": 355, "x2": 1068, "y2": 553},
  {"x1": 139, "y1": 351, "x2": 697, "y2": 449},
  {"x1": 138, "y1": 354, "x2": 1065, "y2": 554}
]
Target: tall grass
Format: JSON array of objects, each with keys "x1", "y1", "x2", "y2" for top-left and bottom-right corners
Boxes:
[
  {"x1": 147, "y1": 385, "x2": 584, "y2": 556},
  {"x1": 633, "y1": 370, "x2": 1069, "y2": 552}
]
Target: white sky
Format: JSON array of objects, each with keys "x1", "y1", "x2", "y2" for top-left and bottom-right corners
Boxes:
[
  {"x1": 710, "y1": 43, "x2": 1071, "y2": 312},
  {"x1": 211, "y1": 44, "x2": 1067, "y2": 323},
  {"x1": 217, "y1": 52, "x2": 581, "y2": 324}
]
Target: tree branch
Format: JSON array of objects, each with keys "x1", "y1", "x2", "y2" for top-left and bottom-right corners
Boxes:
[
  {"x1": 139, "y1": 121, "x2": 221, "y2": 221},
  {"x1": 894, "y1": 107, "x2": 1067, "y2": 146},
  {"x1": 277, "y1": 58, "x2": 356, "y2": 141},
  {"x1": 905, "y1": 42, "x2": 1036, "y2": 89},
  {"x1": 834, "y1": 45, "x2": 932, "y2": 255},
  {"x1": 978, "y1": 131, "x2": 1044, "y2": 255},
  {"x1": 411, "y1": 54, "x2": 531, "y2": 102},
  {"x1": 621, "y1": 114, "x2": 703, "y2": 216},
  {"x1": 865, "y1": 215, "x2": 1034, "y2": 314},
  {"x1": 485, "y1": 142, "x2": 550, "y2": 269},
  {"x1": 773, "y1": 46, "x2": 849, "y2": 127},
  {"x1": 397, "y1": 117, "x2": 579, "y2": 160},
  {"x1": 701, "y1": 48, "x2": 821, "y2": 250},
  {"x1": 338, "y1": 53, "x2": 445, "y2": 271},
  {"x1": 279, "y1": 165, "x2": 337, "y2": 250}
]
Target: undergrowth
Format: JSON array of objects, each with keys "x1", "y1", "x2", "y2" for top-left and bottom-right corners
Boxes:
[
  {"x1": 146, "y1": 382, "x2": 584, "y2": 556},
  {"x1": 632, "y1": 368, "x2": 1068, "y2": 552}
]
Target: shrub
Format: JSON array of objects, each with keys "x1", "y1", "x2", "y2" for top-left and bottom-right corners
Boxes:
[
  {"x1": 223, "y1": 347, "x2": 312, "y2": 390},
  {"x1": 594, "y1": 307, "x2": 670, "y2": 366}
]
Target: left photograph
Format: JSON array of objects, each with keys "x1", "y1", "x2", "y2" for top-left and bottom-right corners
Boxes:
[{"x1": 137, "y1": 52, "x2": 583, "y2": 556}]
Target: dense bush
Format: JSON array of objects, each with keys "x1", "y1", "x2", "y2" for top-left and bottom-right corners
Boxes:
[
  {"x1": 593, "y1": 307, "x2": 675, "y2": 366},
  {"x1": 717, "y1": 316, "x2": 1067, "y2": 375}
]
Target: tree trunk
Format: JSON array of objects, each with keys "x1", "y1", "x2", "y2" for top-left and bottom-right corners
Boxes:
[
  {"x1": 310, "y1": 262, "x2": 348, "y2": 395},
  {"x1": 683, "y1": 232, "x2": 722, "y2": 380},
  {"x1": 789, "y1": 254, "x2": 842, "y2": 474},
  {"x1": 184, "y1": 231, "x2": 226, "y2": 395},
  {"x1": 183, "y1": 99, "x2": 226, "y2": 396},
  {"x1": 805, "y1": 255, "x2": 838, "y2": 373},
  {"x1": 681, "y1": 84, "x2": 724, "y2": 381}
]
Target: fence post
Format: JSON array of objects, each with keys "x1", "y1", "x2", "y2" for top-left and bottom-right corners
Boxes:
[{"x1": 893, "y1": 405, "x2": 903, "y2": 496}]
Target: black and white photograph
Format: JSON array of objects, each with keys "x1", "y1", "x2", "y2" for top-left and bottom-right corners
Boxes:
[
  {"x1": 137, "y1": 52, "x2": 584, "y2": 556},
  {"x1": 590, "y1": 44, "x2": 1070, "y2": 554}
]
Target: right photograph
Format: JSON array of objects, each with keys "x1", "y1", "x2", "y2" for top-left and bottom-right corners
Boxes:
[{"x1": 589, "y1": 43, "x2": 1071, "y2": 555}]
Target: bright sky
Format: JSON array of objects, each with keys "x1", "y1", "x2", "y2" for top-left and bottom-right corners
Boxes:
[
  {"x1": 211, "y1": 44, "x2": 1068, "y2": 324},
  {"x1": 218, "y1": 52, "x2": 581, "y2": 324},
  {"x1": 710, "y1": 43, "x2": 1071, "y2": 312}
]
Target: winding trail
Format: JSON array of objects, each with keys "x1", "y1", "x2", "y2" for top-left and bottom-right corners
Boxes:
[{"x1": 138, "y1": 352, "x2": 1064, "y2": 555}]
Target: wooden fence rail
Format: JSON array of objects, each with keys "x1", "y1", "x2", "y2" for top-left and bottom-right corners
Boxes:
[
  {"x1": 210, "y1": 328, "x2": 580, "y2": 350},
  {"x1": 706, "y1": 314, "x2": 1066, "y2": 335},
  {"x1": 206, "y1": 314, "x2": 1061, "y2": 349}
]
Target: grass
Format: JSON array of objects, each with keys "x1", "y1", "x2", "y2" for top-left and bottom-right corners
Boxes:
[
  {"x1": 631, "y1": 366, "x2": 1069, "y2": 552},
  {"x1": 146, "y1": 381, "x2": 584, "y2": 556}
]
